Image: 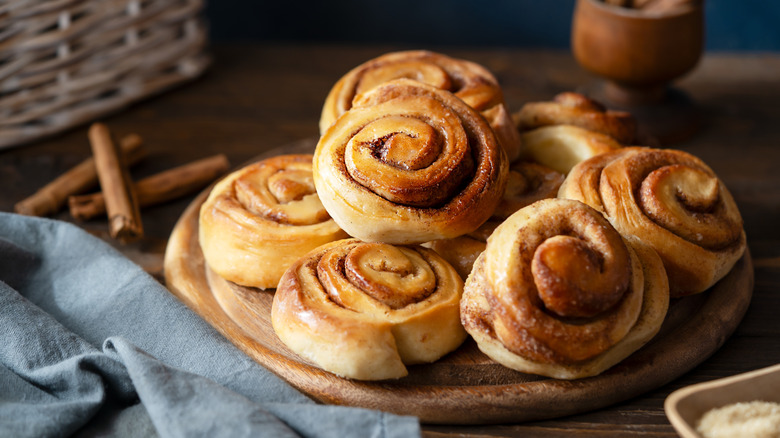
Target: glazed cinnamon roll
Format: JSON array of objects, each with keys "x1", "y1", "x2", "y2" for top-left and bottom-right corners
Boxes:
[
  {"x1": 426, "y1": 161, "x2": 564, "y2": 279},
  {"x1": 461, "y1": 198, "x2": 669, "y2": 379},
  {"x1": 320, "y1": 50, "x2": 522, "y2": 162},
  {"x1": 515, "y1": 92, "x2": 637, "y2": 144},
  {"x1": 199, "y1": 154, "x2": 348, "y2": 290},
  {"x1": 559, "y1": 147, "x2": 746, "y2": 297},
  {"x1": 272, "y1": 238, "x2": 466, "y2": 380},
  {"x1": 314, "y1": 79, "x2": 509, "y2": 244}
]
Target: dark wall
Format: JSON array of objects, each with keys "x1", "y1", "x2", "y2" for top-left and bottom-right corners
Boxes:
[{"x1": 205, "y1": 0, "x2": 780, "y2": 51}]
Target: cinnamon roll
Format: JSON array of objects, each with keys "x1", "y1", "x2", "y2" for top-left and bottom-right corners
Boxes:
[
  {"x1": 426, "y1": 161, "x2": 564, "y2": 279},
  {"x1": 559, "y1": 147, "x2": 746, "y2": 297},
  {"x1": 313, "y1": 79, "x2": 509, "y2": 244},
  {"x1": 519, "y1": 125, "x2": 622, "y2": 175},
  {"x1": 461, "y1": 198, "x2": 669, "y2": 379},
  {"x1": 515, "y1": 92, "x2": 637, "y2": 144},
  {"x1": 320, "y1": 50, "x2": 522, "y2": 162},
  {"x1": 199, "y1": 154, "x2": 348, "y2": 290},
  {"x1": 271, "y1": 238, "x2": 466, "y2": 380}
]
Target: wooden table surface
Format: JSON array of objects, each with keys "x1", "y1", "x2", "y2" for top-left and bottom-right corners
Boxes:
[{"x1": 2, "y1": 44, "x2": 779, "y2": 437}]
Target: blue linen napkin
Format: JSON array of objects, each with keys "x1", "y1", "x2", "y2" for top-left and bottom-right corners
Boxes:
[{"x1": 0, "y1": 212, "x2": 421, "y2": 438}]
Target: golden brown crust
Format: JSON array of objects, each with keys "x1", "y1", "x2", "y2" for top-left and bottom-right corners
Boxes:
[
  {"x1": 199, "y1": 154, "x2": 348, "y2": 289},
  {"x1": 425, "y1": 231, "x2": 491, "y2": 281},
  {"x1": 559, "y1": 147, "x2": 746, "y2": 296},
  {"x1": 460, "y1": 198, "x2": 669, "y2": 379},
  {"x1": 493, "y1": 161, "x2": 565, "y2": 220},
  {"x1": 320, "y1": 50, "x2": 522, "y2": 161},
  {"x1": 314, "y1": 79, "x2": 509, "y2": 244},
  {"x1": 519, "y1": 125, "x2": 623, "y2": 174},
  {"x1": 426, "y1": 161, "x2": 563, "y2": 279},
  {"x1": 271, "y1": 238, "x2": 467, "y2": 380},
  {"x1": 515, "y1": 92, "x2": 637, "y2": 144}
]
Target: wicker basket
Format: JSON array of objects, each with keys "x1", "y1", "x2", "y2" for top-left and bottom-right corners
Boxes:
[{"x1": 0, "y1": 0, "x2": 210, "y2": 149}]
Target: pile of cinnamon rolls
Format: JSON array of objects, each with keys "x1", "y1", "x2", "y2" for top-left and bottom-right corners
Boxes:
[{"x1": 198, "y1": 50, "x2": 746, "y2": 381}]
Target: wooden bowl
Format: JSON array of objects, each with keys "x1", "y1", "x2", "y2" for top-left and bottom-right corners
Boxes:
[
  {"x1": 664, "y1": 363, "x2": 780, "y2": 437},
  {"x1": 571, "y1": 0, "x2": 703, "y2": 105}
]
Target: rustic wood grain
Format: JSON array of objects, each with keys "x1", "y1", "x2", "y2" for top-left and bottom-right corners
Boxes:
[{"x1": 2, "y1": 45, "x2": 780, "y2": 436}]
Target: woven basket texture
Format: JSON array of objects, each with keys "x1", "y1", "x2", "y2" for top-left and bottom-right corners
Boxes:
[{"x1": 0, "y1": 0, "x2": 210, "y2": 149}]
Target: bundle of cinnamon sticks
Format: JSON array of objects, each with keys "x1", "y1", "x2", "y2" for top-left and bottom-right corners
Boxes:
[{"x1": 14, "y1": 123, "x2": 230, "y2": 244}]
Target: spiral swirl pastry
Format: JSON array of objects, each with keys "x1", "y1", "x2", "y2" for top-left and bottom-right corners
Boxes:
[
  {"x1": 313, "y1": 78, "x2": 508, "y2": 244},
  {"x1": 519, "y1": 124, "x2": 622, "y2": 175},
  {"x1": 493, "y1": 161, "x2": 566, "y2": 220},
  {"x1": 320, "y1": 50, "x2": 523, "y2": 162},
  {"x1": 271, "y1": 238, "x2": 466, "y2": 380},
  {"x1": 559, "y1": 147, "x2": 746, "y2": 297},
  {"x1": 460, "y1": 198, "x2": 669, "y2": 379},
  {"x1": 427, "y1": 161, "x2": 564, "y2": 279},
  {"x1": 515, "y1": 92, "x2": 637, "y2": 144},
  {"x1": 199, "y1": 154, "x2": 349, "y2": 289}
]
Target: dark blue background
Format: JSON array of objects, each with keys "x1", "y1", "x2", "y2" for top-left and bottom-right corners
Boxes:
[{"x1": 205, "y1": 0, "x2": 780, "y2": 51}]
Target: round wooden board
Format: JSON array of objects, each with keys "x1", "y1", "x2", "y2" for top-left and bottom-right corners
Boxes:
[{"x1": 163, "y1": 143, "x2": 754, "y2": 425}]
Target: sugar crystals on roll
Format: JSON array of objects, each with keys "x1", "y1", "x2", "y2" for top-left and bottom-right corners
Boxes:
[
  {"x1": 460, "y1": 198, "x2": 670, "y2": 379},
  {"x1": 559, "y1": 147, "x2": 746, "y2": 296}
]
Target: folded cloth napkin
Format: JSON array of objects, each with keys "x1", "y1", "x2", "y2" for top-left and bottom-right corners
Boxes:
[{"x1": 0, "y1": 212, "x2": 421, "y2": 438}]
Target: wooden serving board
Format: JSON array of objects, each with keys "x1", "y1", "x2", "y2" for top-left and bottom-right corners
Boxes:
[{"x1": 163, "y1": 146, "x2": 754, "y2": 425}]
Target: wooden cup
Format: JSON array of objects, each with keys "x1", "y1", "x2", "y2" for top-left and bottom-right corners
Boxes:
[
  {"x1": 571, "y1": 0, "x2": 704, "y2": 144},
  {"x1": 572, "y1": 0, "x2": 703, "y2": 105}
]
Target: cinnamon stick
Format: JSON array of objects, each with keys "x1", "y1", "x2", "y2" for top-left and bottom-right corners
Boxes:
[
  {"x1": 88, "y1": 123, "x2": 143, "y2": 243},
  {"x1": 68, "y1": 154, "x2": 230, "y2": 221},
  {"x1": 14, "y1": 134, "x2": 145, "y2": 217}
]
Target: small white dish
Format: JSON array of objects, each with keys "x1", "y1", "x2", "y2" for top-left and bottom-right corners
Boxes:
[{"x1": 664, "y1": 363, "x2": 780, "y2": 437}]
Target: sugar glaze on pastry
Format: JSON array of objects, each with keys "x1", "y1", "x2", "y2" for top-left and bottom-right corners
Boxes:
[
  {"x1": 559, "y1": 146, "x2": 746, "y2": 296},
  {"x1": 199, "y1": 154, "x2": 348, "y2": 289},
  {"x1": 272, "y1": 238, "x2": 466, "y2": 380},
  {"x1": 320, "y1": 50, "x2": 522, "y2": 161},
  {"x1": 426, "y1": 161, "x2": 564, "y2": 279},
  {"x1": 314, "y1": 79, "x2": 508, "y2": 244},
  {"x1": 460, "y1": 198, "x2": 669, "y2": 379},
  {"x1": 515, "y1": 92, "x2": 637, "y2": 144}
]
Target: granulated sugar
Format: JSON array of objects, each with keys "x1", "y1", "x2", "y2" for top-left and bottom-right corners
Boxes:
[{"x1": 696, "y1": 400, "x2": 780, "y2": 438}]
